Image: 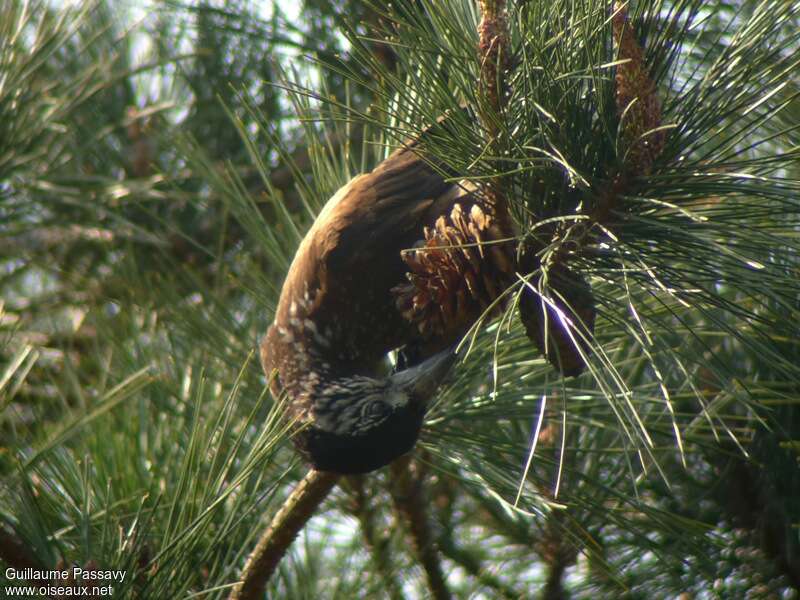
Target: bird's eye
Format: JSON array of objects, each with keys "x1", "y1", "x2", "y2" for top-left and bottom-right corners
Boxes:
[{"x1": 361, "y1": 400, "x2": 389, "y2": 419}]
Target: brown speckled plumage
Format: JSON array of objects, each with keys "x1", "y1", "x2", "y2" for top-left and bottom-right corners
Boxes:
[{"x1": 261, "y1": 124, "x2": 486, "y2": 473}]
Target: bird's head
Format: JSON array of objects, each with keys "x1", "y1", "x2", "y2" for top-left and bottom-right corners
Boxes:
[{"x1": 297, "y1": 349, "x2": 456, "y2": 474}]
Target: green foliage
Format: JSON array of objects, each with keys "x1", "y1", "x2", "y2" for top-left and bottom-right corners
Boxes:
[
  {"x1": 0, "y1": 1, "x2": 96, "y2": 187},
  {"x1": 1, "y1": 0, "x2": 799, "y2": 598}
]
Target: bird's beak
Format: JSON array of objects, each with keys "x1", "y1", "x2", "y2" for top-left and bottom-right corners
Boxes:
[{"x1": 390, "y1": 347, "x2": 458, "y2": 400}]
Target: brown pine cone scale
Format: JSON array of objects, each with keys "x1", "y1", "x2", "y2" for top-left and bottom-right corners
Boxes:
[{"x1": 392, "y1": 201, "x2": 514, "y2": 339}]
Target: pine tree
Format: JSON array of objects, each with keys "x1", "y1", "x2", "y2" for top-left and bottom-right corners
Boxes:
[{"x1": 1, "y1": 1, "x2": 799, "y2": 598}]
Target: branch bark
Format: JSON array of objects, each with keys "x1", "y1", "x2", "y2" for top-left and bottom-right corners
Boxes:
[
  {"x1": 344, "y1": 476, "x2": 405, "y2": 600},
  {"x1": 390, "y1": 456, "x2": 451, "y2": 600},
  {"x1": 229, "y1": 469, "x2": 339, "y2": 600}
]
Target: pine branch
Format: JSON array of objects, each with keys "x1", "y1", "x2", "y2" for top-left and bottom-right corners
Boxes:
[
  {"x1": 4, "y1": 1, "x2": 800, "y2": 597},
  {"x1": 343, "y1": 476, "x2": 405, "y2": 600},
  {"x1": 431, "y1": 474, "x2": 522, "y2": 599},
  {"x1": 718, "y1": 455, "x2": 800, "y2": 588},
  {"x1": 229, "y1": 469, "x2": 339, "y2": 600},
  {"x1": 538, "y1": 515, "x2": 578, "y2": 600},
  {"x1": 542, "y1": 562, "x2": 569, "y2": 600},
  {"x1": 390, "y1": 456, "x2": 451, "y2": 600},
  {"x1": 436, "y1": 529, "x2": 520, "y2": 600}
]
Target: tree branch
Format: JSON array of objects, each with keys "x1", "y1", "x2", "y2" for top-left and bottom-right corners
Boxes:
[
  {"x1": 436, "y1": 530, "x2": 520, "y2": 600},
  {"x1": 431, "y1": 475, "x2": 521, "y2": 599},
  {"x1": 390, "y1": 456, "x2": 451, "y2": 600},
  {"x1": 343, "y1": 476, "x2": 405, "y2": 600},
  {"x1": 229, "y1": 469, "x2": 339, "y2": 600}
]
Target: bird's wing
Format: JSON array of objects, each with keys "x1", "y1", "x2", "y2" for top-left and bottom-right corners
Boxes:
[
  {"x1": 264, "y1": 121, "x2": 477, "y2": 377},
  {"x1": 323, "y1": 146, "x2": 457, "y2": 267}
]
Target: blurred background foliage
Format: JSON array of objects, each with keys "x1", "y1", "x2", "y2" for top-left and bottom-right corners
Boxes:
[{"x1": 1, "y1": 0, "x2": 799, "y2": 598}]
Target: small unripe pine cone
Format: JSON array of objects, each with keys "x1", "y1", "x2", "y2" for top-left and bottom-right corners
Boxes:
[
  {"x1": 612, "y1": 1, "x2": 665, "y2": 176},
  {"x1": 518, "y1": 264, "x2": 596, "y2": 377},
  {"x1": 392, "y1": 201, "x2": 514, "y2": 338},
  {"x1": 478, "y1": 0, "x2": 510, "y2": 116}
]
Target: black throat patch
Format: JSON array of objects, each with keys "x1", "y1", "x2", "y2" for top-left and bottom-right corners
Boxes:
[{"x1": 297, "y1": 404, "x2": 425, "y2": 474}]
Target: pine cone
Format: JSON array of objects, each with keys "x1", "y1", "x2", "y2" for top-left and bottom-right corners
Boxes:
[
  {"x1": 392, "y1": 199, "x2": 514, "y2": 338},
  {"x1": 518, "y1": 262, "x2": 596, "y2": 377}
]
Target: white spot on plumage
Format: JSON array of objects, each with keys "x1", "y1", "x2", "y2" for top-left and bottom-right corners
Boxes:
[{"x1": 277, "y1": 326, "x2": 295, "y2": 343}]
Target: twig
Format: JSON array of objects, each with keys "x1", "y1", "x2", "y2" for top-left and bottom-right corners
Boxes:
[
  {"x1": 538, "y1": 519, "x2": 577, "y2": 600},
  {"x1": 538, "y1": 514, "x2": 576, "y2": 600},
  {"x1": 719, "y1": 455, "x2": 800, "y2": 589},
  {"x1": 541, "y1": 556, "x2": 569, "y2": 600},
  {"x1": 431, "y1": 475, "x2": 521, "y2": 599},
  {"x1": 389, "y1": 456, "x2": 451, "y2": 600},
  {"x1": 229, "y1": 469, "x2": 339, "y2": 600},
  {"x1": 343, "y1": 476, "x2": 405, "y2": 600},
  {"x1": 474, "y1": 492, "x2": 538, "y2": 548},
  {"x1": 436, "y1": 531, "x2": 520, "y2": 599}
]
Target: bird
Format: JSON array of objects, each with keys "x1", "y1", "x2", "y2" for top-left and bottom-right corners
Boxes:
[{"x1": 260, "y1": 115, "x2": 487, "y2": 475}]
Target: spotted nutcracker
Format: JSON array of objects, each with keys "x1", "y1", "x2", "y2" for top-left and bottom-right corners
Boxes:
[{"x1": 261, "y1": 117, "x2": 509, "y2": 475}]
